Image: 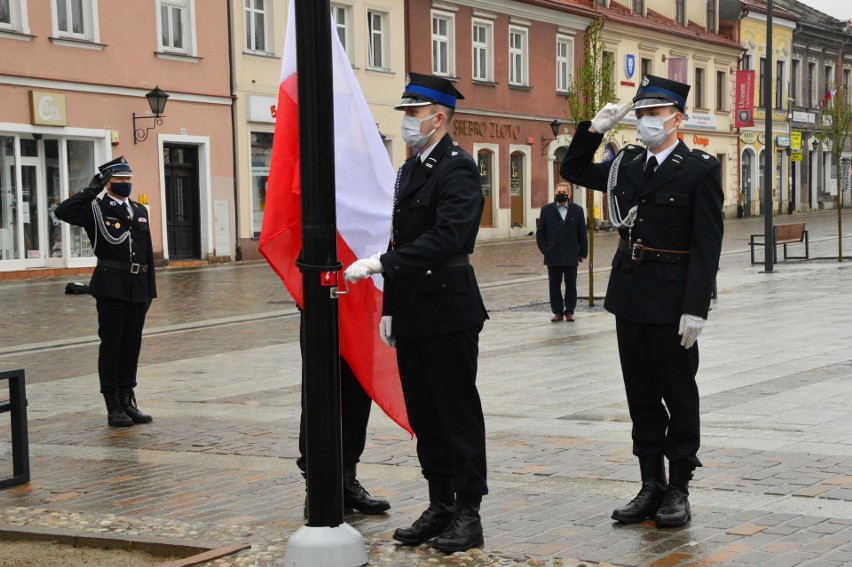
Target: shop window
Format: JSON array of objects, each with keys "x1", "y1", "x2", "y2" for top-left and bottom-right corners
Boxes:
[
  {"x1": 478, "y1": 149, "x2": 493, "y2": 228},
  {"x1": 66, "y1": 139, "x2": 95, "y2": 258},
  {"x1": 251, "y1": 132, "x2": 273, "y2": 236}
]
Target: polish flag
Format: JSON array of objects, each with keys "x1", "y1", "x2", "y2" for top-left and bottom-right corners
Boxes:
[{"x1": 259, "y1": 3, "x2": 410, "y2": 434}]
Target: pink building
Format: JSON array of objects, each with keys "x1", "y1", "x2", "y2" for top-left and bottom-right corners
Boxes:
[{"x1": 0, "y1": 1, "x2": 234, "y2": 278}]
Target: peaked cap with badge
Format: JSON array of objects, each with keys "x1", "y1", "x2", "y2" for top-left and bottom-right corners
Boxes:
[
  {"x1": 98, "y1": 155, "x2": 133, "y2": 178},
  {"x1": 394, "y1": 72, "x2": 465, "y2": 110},
  {"x1": 633, "y1": 74, "x2": 691, "y2": 113}
]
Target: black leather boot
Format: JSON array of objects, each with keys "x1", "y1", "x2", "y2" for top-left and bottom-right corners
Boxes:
[
  {"x1": 343, "y1": 467, "x2": 390, "y2": 514},
  {"x1": 119, "y1": 388, "x2": 152, "y2": 423},
  {"x1": 655, "y1": 462, "x2": 693, "y2": 528},
  {"x1": 103, "y1": 391, "x2": 133, "y2": 427},
  {"x1": 432, "y1": 505, "x2": 484, "y2": 553},
  {"x1": 612, "y1": 455, "x2": 667, "y2": 523},
  {"x1": 393, "y1": 480, "x2": 456, "y2": 545}
]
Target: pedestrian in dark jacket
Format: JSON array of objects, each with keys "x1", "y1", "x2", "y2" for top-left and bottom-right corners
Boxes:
[
  {"x1": 54, "y1": 156, "x2": 156, "y2": 428},
  {"x1": 536, "y1": 183, "x2": 588, "y2": 321}
]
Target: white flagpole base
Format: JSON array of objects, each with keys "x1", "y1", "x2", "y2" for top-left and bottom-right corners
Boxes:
[{"x1": 277, "y1": 523, "x2": 368, "y2": 567}]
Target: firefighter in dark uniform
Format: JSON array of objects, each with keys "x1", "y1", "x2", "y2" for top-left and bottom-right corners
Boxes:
[
  {"x1": 560, "y1": 75, "x2": 723, "y2": 528},
  {"x1": 55, "y1": 156, "x2": 156, "y2": 428},
  {"x1": 344, "y1": 72, "x2": 489, "y2": 553}
]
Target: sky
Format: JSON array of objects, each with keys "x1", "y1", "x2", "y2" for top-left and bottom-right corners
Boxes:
[{"x1": 795, "y1": 0, "x2": 852, "y2": 20}]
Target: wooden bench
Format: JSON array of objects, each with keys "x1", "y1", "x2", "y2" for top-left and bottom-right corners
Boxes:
[
  {"x1": 749, "y1": 222, "x2": 809, "y2": 265},
  {"x1": 0, "y1": 369, "x2": 29, "y2": 488}
]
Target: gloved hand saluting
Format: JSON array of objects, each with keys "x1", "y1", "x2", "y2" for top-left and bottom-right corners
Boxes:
[
  {"x1": 87, "y1": 172, "x2": 111, "y2": 192},
  {"x1": 678, "y1": 314, "x2": 706, "y2": 349},
  {"x1": 590, "y1": 102, "x2": 635, "y2": 134},
  {"x1": 379, "y1": 315, "x2": 395, "y2": 347},
  {"x1": 343, "y1": 252, "x2": 384, "y2": 283}
]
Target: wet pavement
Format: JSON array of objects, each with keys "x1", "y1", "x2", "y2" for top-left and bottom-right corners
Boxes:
[{"x1": 1, "y1": 210, "x2": 852, "y2": 566}]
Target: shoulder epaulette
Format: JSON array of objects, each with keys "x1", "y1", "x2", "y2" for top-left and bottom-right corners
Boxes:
[{"x1": 689, "y1": 148, "x2": 714, "y2": 162}]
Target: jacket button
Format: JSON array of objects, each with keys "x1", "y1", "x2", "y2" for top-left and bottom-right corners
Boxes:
[
  {"x1": 669, "y1": 197, "x2": 675, "y2": 202},
  {"x1": 441, "y1": 283, "x2": 447, "y2": 288},
  {"x1": 636, "y1": 238, "x2": 643, "y2": 243},
  {"x1": 640, "y1": 199, "x2": 646, "y2": 204},
  {"x1": 425, "y1": 269, "x2": 433, "y2": 276},
  {"x1": 638, "y1": 218, "x2": 644, "y2": 224},
  {"x1": 395, "y1": 208, "x2": 401, "y2": 213}
]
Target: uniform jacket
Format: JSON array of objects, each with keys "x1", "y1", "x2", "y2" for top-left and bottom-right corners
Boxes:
[
  {"x1": 380, "y1": 133, "x2": 488, "y2": 338},
  {"x1": 560, "y1": 122, "x2": 723, "y2": 324},
  {"x1": 54, "y1": 186, "x2": 157, "y2": 303},
  {"x1": 536, "y1": 201, "x2": 588, "y2": 266}
]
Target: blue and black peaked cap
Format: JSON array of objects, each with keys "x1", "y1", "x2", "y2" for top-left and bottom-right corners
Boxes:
[{"x1": 394, "y1": 72, "x2": 465, "y2": 110}]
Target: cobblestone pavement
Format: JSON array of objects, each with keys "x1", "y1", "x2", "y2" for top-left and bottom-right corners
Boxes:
[{"x1": 1, "y1": 210, "x2": 852, "y2": 566}]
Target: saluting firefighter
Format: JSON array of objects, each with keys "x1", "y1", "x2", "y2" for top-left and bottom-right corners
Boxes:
[
  {"x1": 344, "y1": 72, "x2": 489, "y2": 553},
  {"x1": 55, "y1": 156, "x2": 156, "y2": 428},
  {"x1": 560, "y1": 75, "x2": 723, "y2": 528}
]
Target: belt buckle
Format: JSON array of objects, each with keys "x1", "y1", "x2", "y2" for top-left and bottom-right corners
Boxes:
[
  {"x1": 631, "y1": 243, "x2": 644, "y2": 264},
  {"x1": 130, "y1": 263, "x2": 141, "y2": 274}
]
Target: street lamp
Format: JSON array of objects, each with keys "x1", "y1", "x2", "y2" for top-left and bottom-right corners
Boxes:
[
  {"x1": 541, "y1": 119, "x2": 562, "y2": 155},
  {"x1": 133, "y1": 86, "x2": 170, "y2": 144}
]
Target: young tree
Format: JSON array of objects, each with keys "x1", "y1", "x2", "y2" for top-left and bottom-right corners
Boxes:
[
  {"x1": 564, "y1": 16, "x2": 617, "y2": 305},
  {"x1": 815, "y1": 84, "x2": 852, "y2": 262}
]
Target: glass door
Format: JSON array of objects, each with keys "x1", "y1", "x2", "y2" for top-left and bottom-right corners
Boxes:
[{"x1": 0, "y1": 136, "x2": 18, "y2": 260}]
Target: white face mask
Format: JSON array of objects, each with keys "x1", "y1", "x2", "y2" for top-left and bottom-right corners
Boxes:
[
  {"x1": 401, "y1": 113, "x2": 437, "y2": 149},
  {"x1": 636, "y1": 113, "x2": 677, "y2": 149}
]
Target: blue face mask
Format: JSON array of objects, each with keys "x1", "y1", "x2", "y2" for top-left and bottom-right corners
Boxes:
[{"x1": 111, "y1": 182, "x2": 132, "y2": 198}]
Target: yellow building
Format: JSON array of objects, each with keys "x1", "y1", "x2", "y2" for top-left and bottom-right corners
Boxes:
[
  {"x1": 592, "y1": 0, "x2": 742, "y2": 219},
  {"x1": 231, "y1": 0, "x2": 405, "y2": 260},
  {"x1": 736, "y1": 2, "x2": 798, "y2": 217}
]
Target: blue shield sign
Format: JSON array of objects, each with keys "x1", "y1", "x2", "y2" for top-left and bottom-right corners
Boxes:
[{"x1": 625, "y1": 54, "x2": 636, "y2": 79}]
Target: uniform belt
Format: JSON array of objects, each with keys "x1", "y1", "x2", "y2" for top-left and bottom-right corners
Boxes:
[
  {"x1": 618, "y1": 239, "x2": 689, "y2": 264},
  {"x1": 97, "y1": 258, "x2": 149, "y2": 273},
  {"x1": 440, "y1": 254, "x2": 470, "y2": 268}
]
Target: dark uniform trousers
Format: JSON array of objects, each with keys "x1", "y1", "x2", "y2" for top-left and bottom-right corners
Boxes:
[
  {"x1": 560, "y1": 122, "x2": 723, "y2": 470},
  {"x1": 616, "y1": 318, "x2": 700, "y2": 468},
  {"x1": 395, "y1": 327, "x2": 487, "y2": 499},
  {"x1": 96, "y1": 298, "x2": 150, "y2": 393},
  {"x1": 380, "y1": 134, "x2": 489, "y2": 504}
]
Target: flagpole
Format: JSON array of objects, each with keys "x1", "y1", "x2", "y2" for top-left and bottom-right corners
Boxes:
[{"x1": 283, "y1": 0, "x2": 367, "y2": 564}]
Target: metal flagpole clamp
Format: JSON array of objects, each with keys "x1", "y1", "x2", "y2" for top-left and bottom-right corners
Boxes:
[{"x1": 295, "y1": 259, "x2": 346, "y2": 298}]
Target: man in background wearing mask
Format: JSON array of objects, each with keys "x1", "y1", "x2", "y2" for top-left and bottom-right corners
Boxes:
[
  {"x1": 344, "y1": 72, "x2": 489, "y2": 553},
  {"x1": 536, "y1": 182, "x2": 588, "y2": 322},
  {"x1": 55, "y1": 156, "x2": 156, "y2": 428},
  {"x1": 560, "y1": 75, "x2": 723, "y2": 528}
]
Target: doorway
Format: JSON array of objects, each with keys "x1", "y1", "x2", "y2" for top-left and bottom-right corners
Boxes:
[{"x1": 163, "y1": 144, "x2": 200, "y2": 260}]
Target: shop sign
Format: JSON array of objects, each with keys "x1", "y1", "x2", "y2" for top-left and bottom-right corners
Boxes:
[
  {"x1": 692, "y1": 135, "x2": 710, "y2": 147},
  {"x1": 740, "y1": 130, "x2": 758, "y2": 144},
  {"x1": 776, "y1": 136, "x2": 791, "y2": 148},
  {"x1": 683, "y1": 111, "x2": 717, "y2": 131},
  {"x1": 792, "y1": 111, "x2": 816, "y2": 124},
  {"x1": 758, "y1": 132, "x2": 766, "y2": 145},
  {"x1": 247, "y1": 95, "x2": 278, "y2": 123},
  {"x1": 791, "y1": 131, "x2": 802, "y2": 149},
  {"x1": 791, "y1": 149, "x2": 803, "y2": 162},
  {"x1": 454, "y1": 119, "x2": 520, "y2": 140},
  {"x1": 29, "y1": 91, "x2": 67, "y2": 126}
]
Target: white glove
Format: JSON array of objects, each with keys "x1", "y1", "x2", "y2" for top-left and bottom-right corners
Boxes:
[
  {"x1": 343, "y1": 253, "x2": 384, "y2": 283},
  {"x1": 678, "y1": 314, "x2": 706, "y2": 349},
  {"x1": 590, "y1": 102, "x2": 635, "y2": 134},
  {"x1": 379, "y1": 315, "x2": 395, "y2": 347}
]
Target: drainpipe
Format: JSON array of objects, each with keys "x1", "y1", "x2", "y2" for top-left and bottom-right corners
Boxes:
[{"x1": 226, "y1": 0, "x2": 242, "y2": 260}]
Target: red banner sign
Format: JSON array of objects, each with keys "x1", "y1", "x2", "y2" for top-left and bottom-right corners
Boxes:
[{"x1": 735, "y1": 70, "x2": 755, "y2": 128}]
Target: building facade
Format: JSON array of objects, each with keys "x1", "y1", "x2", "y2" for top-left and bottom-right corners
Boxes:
[
  {"x1": 0, "y1": 0, "x2": 235, "y2": 276},
  {"x1": 593, "y1": 0, "x2": 741, "y2": 219},
  {"x1": 406, "y1": 0, "x2": 593, "y2": 239},
  {"x1": 776, "y1": 0, "x2": 852, "y2": 212},
  {"x1": 233, "y1": 0, "x2": 406, "y2": 260}
]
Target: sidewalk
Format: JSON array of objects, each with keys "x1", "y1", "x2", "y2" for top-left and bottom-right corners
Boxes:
[{"x1": 1, "y1": 211, "x2": 852, "y2": 565}]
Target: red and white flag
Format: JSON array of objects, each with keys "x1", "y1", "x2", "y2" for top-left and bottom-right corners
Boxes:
[{"x1": 260, "y1": 3, "x2": 410, "y2": 434}]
